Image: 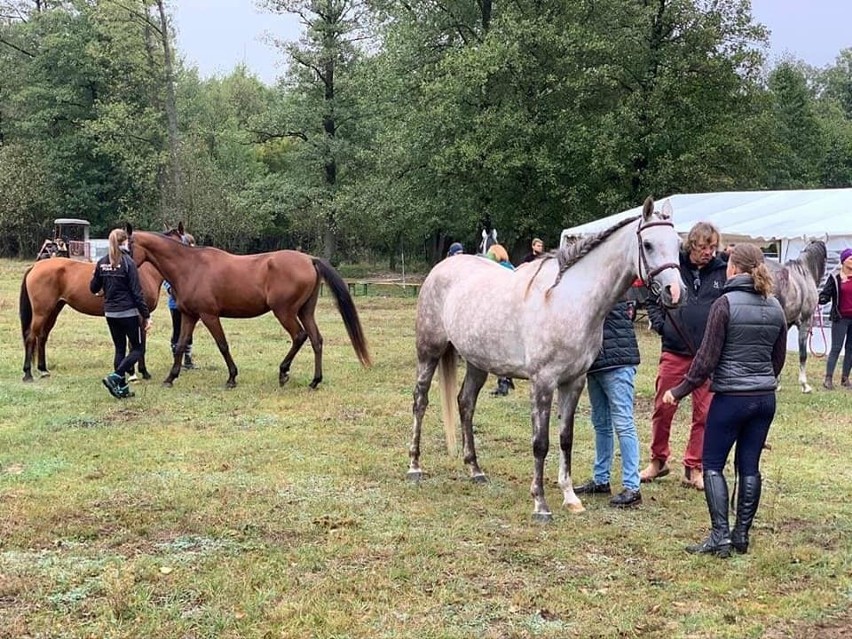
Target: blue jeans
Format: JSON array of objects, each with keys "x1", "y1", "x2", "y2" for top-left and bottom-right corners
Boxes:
[{"x1": 587, "y1": 366, "x2": 640, "y2": 491}]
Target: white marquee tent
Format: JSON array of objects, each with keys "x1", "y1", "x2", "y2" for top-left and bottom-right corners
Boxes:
[
  {"x1": 560, "y1": 188, "x2": 852, "y2": 353},
  {"x1": 560, "y1": 188, "x2": 852, "y2": 261}
]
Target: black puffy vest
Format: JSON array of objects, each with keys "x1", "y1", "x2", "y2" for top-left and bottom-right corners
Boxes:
[
  {"x1": 711, "y1": 275, "x2": 785, "y2": 394},
  {"x1": 589, "y1": 301, "x2": 641, "y2": 373}
]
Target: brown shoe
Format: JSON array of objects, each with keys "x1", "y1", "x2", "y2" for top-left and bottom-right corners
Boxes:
[
  {"x1": 682, "y1": 467, "x2": 704, "y2": 491},
  {"x1": 640, "y1": 460, "x2": 671, "y2": 483}
]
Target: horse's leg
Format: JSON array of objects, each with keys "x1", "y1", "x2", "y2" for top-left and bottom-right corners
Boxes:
[
  {"x1": 138, "y1": 316, "x2": 152, "y2": 380},
  {"x1": 23, "y1": 309, "x2": 51, "y2": 382},
  {"x1": 556, "y1": 377, "x2": 587, "y2": 515},
  {"x1": 458, "y1": 365, "x2": 489, "y2": 482},
  {"x1": 529, "y1": 379, "x2": 557, "y2": 521},
  {"x1": 198, "y1": 314, "x2": 238, "y2": 388},
  {"x1": 798, "y1": 318, "x2": 812, "y2": 393},
  {"x1": 36, "y1": 302, "x2": 64, "y2": 376},
  {"x1": 297, "y1": 293, "x2": 324, "y2": 389},
  {"x1": 408, "y1": 355, "x2": 441, "y2": 480},
  {"x1": 272, "y1": 308, "x2": 308, "y2": 387},
  {"x1": 164, "y1": 314, "x2": 198, "y2": 387}
]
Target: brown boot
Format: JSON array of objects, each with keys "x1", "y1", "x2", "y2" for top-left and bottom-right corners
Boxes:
[
  {"x1": 823, "y1": 376, "x2": 834, "y2": 390},
  {"x1": 640, "y1": 459, "x2": 671, "y2": 483},
  {"x1": 841, "y1": 377, "x2": 851, "y2": 389},
  {"x1": 682, "y1": 467, "x2": 704, "y2": 491}
]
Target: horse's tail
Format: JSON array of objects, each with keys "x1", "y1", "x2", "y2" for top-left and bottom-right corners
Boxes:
[
  {"x1": 312, "y1": 258, "x2": 372, "y2": 367},
  {"x1": 437, "y1": 347, "x2": 458, "y2": 455},
  {"x1": 19, "y1": 266, "x2": 34, "y2": 342}
]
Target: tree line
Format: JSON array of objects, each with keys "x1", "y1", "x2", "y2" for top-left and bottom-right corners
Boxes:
[{"x1": 1, "y1": 0, "x2": 851, "y2": 265}]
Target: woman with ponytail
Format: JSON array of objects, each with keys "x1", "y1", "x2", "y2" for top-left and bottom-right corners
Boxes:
[
  {"x1": 89, "y1": 229, "x2": 152, "y2": 399},
  {"x1": 662, "y1": 244, "x2": 787, "y2": 558}
]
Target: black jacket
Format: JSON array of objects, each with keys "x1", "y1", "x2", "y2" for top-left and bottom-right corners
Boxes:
[
  {"x1": 89, "y1": 251, "x2": 150, "y2": 319},
  {"x1": 588, "y1": 301, "x2": 640, "y2": 373},
  {"x1": 819, "y1": 271, "x2": 849, "y2": 322},
  {"x1": 647, "y1": 251, "x2": 727, "y2": 356}
]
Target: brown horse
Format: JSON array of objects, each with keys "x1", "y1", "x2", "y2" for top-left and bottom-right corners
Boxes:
[
  {"x1": 20, "y1": 258, "x2": 164, "y2": 382},
  {"x1": 126, "y1": 227, "x2": 371, "y2": 388}
]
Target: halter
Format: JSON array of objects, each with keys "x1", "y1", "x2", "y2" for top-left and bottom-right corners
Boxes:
[{"x1": 636, "y1": 219, "x2": 679, "y2": 296}]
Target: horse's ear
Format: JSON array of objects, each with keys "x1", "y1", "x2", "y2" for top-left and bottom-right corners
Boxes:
[
  {"x1": 126, "y1": 222, "x2": 134, "y2": 236},
  {"x1": 178, "y1": 221, "x2": 185, "y2": 235},
  {"x1": 660, "y1": 200, "x2": 673, "y2": 220},
  {"x1": 642, "y1": 196, "x2": 654, "y2": 222},
  {"x1": 493, "y1": 229, "x2": 498, "y2": 241}
]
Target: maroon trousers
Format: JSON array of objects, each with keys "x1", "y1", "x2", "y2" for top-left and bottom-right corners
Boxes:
[{"x1": 649, "y1": 352, "x2": 712, "y2": 471}]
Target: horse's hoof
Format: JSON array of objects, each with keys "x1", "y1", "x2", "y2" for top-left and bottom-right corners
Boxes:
[
  {"x1": 279, "y1": 373, "x2": 290, "y2": 387},
  {"x1": 532, "y1": 511, "x2": 554, "y2": 523},
  {"x1": 406, "y1": 469, "x2": 423, "y2": 482},
  {"x1": 309, "y1": 377, "x2": 322, "y2": 390},
  {"x1": 162, "y1": 380, "x2": 173, "y2": 388},
  {"x1": 141, "y1": 372, "x2": 152, "y2": 381},
  {"x1": 22, "y1": 375, "x2": 33, "y2": 383},
  {"x1": 226, "y1": 381, "x2": 237, "y2": 389},
  {"x1": 802, "y1": 385, "x2": 812, "y2": 394},
  {"x1": 38, "y1": 370, "x2": 50, "y2": 378},
  {"x1": 564, "y1": 502, "x2": 586, "y2": 514},
  {"x1": 471, "y1": 473, "x2": 489, "y2": 484}
]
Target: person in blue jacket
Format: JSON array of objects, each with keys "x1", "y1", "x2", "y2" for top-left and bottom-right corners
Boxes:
[{"x1": 164, "y1": 280, "x2": 195, "y2": 369}]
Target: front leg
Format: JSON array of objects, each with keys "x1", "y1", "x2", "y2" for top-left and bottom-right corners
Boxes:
[
  {"x1": 557, "y1": 377, "x2": 587, "y2": 514},
  {"x1": 199, "y1": 314, "x2": 238, "y2": 388},
  {"x1": 164, "y1": 313, "x2": 199, "y2": 387},
  {"x1": 529, "y1": 381, "x2": 555, "y2": 521},
  {"x1": 797, "y1": 319, "x2": 812, "y2": 393}
]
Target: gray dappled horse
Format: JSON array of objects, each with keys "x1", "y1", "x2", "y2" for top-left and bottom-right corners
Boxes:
[
  {"x1": 409, "y1": 197, "x2": 684, "y2": 520},
  {"x1": 765, "y1": 240, "x2": 827, "y2": 393}
]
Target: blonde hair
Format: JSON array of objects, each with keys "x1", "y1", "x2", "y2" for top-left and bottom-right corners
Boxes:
[
  {"x1": 684, "y1": 221, "x2": 720, "y2": 252},
  {"x1": 108, "y1": 229, "x2": 128, "y2": 267},
  {"x1": 487, "y1": 244, "x2": 509, "y2": 263},
  {"x1": 730, "y1": 244, "x2": 773, "y2": 297}
]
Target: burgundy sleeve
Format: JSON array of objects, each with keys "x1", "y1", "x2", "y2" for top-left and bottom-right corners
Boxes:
[{"x1": 671, "y1": 297, "x2": 729, "y2": 400}]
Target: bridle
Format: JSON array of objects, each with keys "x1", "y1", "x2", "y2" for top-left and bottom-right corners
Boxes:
[{"x1": 636, "y1": 218, "x2": 679, "y2": 297}]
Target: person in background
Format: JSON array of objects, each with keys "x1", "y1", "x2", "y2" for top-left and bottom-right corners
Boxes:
[
  {"x1": 641, "y1": 222, "x2": 727, "y2": 491},
  {"x1": 574, "y1": 301, "x2": 643, "y2": 508},
  {"x1": 663, "y1": 244, "x2": 786, "y2": 557},
  {"x1": 165, "y1": 280, "x2": 195, "y2": 369},
  {"x1": 89, "y1": 228, "x2": 152, "y2": 399},
  {"x1": 819, "y1": 247, "x2": 852, "y2": 390},
  {"x1": 718, "y1": 243, "x2": 736, "y2": 263},
  {"x1": 520, "y1": 237, "x2": 545, "y2": 264},
  {"x1": 485, "y1": 244, "x2": 516, "y2": 396},
  {"x1": 447, "y1": 242, "x2": 464, "y2": 258}
]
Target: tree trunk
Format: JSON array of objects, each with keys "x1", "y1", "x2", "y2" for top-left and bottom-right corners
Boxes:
[{"x1": 154, "y1": 0, "x2": 182, "y2": 219}]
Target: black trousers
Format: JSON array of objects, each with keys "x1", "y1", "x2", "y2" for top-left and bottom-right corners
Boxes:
[{"x1": 106, "y1": 315, "x2": 144, "y2": 377}]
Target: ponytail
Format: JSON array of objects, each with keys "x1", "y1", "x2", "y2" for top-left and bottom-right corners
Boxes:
[
  {"x1": 751, "y1": 263, "x2": 773, "y2": 297},
  {"x1": 108, "y1": 229, "x2": 128, "y2": 268},
  {"x1": 729, "y1": 244, "x2": 773, "y2": 297}
]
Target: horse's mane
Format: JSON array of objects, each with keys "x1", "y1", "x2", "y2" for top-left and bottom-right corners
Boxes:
[
  {"x1": 544, "y1": 214, "x2": 642, "y2": 292},
  {"x1": 789, "y1": 240, "x2": 827, "y2": 285}
]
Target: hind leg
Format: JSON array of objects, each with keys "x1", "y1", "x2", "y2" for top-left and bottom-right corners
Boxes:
[
  {"x1": 458, "y1": 365, "x2": 489, "y2": 482},
  {"x1": 298, "y1": 299, "x2": 324, "y2": 389},
  {"x1": 273, "y1": 309, "x2": 308, "y2": 387},
  {"x1": 36, "y1": 303, "x2": 64, "y2": 376},
  {"x1": 408, "y1": 355, "x2": 441, "y2": 481}
]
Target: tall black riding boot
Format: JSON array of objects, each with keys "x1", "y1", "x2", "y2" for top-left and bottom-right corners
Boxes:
[
  {"x1": 491, "y1": 377, "x2": 510, "y2": 397},
  {"x1": 731, "y1": 474, "x2": 762, "y2": 554},
  {"x1": 686, "y1": 470, "x2": 731, "y2": 558}
]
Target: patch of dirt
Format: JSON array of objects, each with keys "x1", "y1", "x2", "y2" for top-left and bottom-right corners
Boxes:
[{"x1": 762, "y1": 610, "x2": 852, "y2": 639}]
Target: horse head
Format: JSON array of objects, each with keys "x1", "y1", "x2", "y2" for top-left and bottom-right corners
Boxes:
[
  {"x1": 163, "y1": 221, "x2": 195, "y2": 246},
  {"x1": 479, "y1": 229, "x2": 498, "y2": 256},
  {"x1": 636, "y1": 196, "x2": 683, "y2": 308}
]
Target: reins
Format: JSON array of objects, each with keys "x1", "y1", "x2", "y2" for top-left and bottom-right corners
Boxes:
[{"x1": 808, "y1": 301, "x2": 828, "y2": 358}]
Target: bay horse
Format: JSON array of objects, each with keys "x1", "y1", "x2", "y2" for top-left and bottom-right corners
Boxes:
[
  {"x1": 765, "y1": 240, "x2": 827, "y2": 393},
  {"x1": 20, "y1": 258, "x2": 163, "y2": 382},
  {"x1": 126, "y1": 226, "x2": 371, "y2": 388},
  {"x1": 408, "y1": 197, "x2": 684, "y2": 520}
]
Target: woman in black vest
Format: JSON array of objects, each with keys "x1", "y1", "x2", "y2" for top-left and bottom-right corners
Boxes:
[{"x1": 663, "y1": 244, "x2": 787, "y2": 558}]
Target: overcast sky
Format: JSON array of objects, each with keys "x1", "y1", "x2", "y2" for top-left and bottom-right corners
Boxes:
[{"x1": 173, "y1": 0, "x2": 852, "y2": 86}]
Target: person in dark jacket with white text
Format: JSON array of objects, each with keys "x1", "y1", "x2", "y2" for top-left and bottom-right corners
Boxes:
[
  {"x1": 663, "y1": 244, "x2": 787, "y2": 557},
  {"x1": 90, "y1": 228, "x2": 152, "y2": 399}
]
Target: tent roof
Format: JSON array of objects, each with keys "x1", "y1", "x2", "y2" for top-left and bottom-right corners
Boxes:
[{"x1": 561, "y1": 188, "x2": 852, "y2": 244}]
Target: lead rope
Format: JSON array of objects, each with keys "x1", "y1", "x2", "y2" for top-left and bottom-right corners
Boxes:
[{"x1": 808, "y1": 302, "x2": 828, "y2": 358}]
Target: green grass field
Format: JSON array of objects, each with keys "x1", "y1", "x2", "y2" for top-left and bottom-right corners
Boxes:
[{"x1": 1, "y1": 258, "x2": 850, "y2": 638}]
